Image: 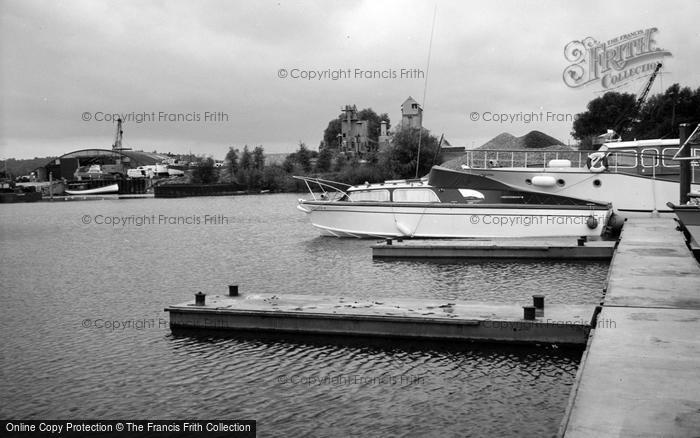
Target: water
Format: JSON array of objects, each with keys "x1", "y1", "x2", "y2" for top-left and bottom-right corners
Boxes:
[{"x1": 0, "y1": 194, "x2": 607, "y2": 436}]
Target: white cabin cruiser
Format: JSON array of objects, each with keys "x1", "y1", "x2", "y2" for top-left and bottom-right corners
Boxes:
[
  {"x1": 295, "y1": 166, "x2": 619, "y2": 239},
  {"x1": 458, "y1": 137, "x2": 700, "y2": 213}
]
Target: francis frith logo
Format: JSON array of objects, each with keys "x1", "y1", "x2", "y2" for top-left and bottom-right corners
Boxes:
[{"x1": 563, "y1": 28, "x2": 672, "y2": 89}]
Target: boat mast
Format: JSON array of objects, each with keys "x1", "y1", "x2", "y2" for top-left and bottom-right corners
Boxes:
[{"x1": 414, "y1": 5, "x2": 437, "y2": 179}]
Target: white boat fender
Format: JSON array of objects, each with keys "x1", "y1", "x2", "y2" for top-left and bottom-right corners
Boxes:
[
  {"x1": 586, "y1": 215, "x2": 599, "y2": 229},
  {"x1": 586, "y1": 152, "x2": 609, "y2": 173},
  {"x1": 531, "y1": 175, "x2": 557, "y2": 187},
  {"x1": 547, "y1": 159, "x2": 571, "y2": 168},
  {"x1": 395, "y1": 221, "x2": 413, "y2": 236}
]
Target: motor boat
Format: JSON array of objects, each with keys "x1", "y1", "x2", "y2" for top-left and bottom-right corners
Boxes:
[
  {"x1": 457, "y1": 137, "x2": 700, "y2": 213},
  {"x1": 295, "y1": 166, "x2": 620, "y2": 239}
]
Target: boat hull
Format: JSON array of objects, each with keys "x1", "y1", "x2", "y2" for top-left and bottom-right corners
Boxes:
[
  {"x1": 65, "y1": 183, "x2": 119, "y2": 195},
  {"x1": 299, "y1": 201, "x2": 610, "y2": 238},
  {"x1": 668, "y1": 204, "x2": 700, "y2": 227},
  {"x1": 466, "y1": 167, "x2": 700, "y2": 213}
]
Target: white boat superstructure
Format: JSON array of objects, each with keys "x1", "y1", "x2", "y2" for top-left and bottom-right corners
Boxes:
[
  {"x1": 458, "y1": 138, "x2": 700, "y2": 213},
  {"x1": 295, "y1": 167, "x2": 617, "y2": 239}
]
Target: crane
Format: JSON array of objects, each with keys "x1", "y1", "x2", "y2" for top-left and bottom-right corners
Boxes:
[
  {"x1": 594, "y1": 62, "x2": 663, "y2": 146},
  {"x1": 112, "y1": 118, "x2": 123, "y2": 150}
]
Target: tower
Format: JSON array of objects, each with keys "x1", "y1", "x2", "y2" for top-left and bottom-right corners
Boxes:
[{"x1": 401, "y1": 96, "x2": 422, "y2": 130}]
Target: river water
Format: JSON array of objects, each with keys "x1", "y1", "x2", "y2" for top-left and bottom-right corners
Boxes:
[{"x1": 0, "y1": 193, "x2": 607, "y2": 436}]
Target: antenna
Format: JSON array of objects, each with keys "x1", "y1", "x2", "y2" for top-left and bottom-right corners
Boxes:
[{"x1": 414, "y1": 4, "x2": 437, "y2": 179}]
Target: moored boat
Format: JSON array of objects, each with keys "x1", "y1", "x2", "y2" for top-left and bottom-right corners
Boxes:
[
  {"x1": 295, "y1": 166, "x2": 619, "y2": 239},
  {"x1": 65, "y1": 183, "x2": 119, "y2": 195},
  {"x1": 456, "y1": 137, "x2": 700, "y2": 213}
]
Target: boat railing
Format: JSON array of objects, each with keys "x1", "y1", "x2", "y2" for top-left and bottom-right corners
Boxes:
[
  {"x1": 460, "y1": 149, "x2": 588, "y2": 169},
  {"x1": 460, "y1": 149, "x2": 700, "y2": 182},
  {"x1": 292, "y1": 176, "x2": 352, "y2": 201}
]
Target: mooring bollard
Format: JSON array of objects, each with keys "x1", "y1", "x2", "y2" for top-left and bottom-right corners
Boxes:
[
  {"x1": 228, "y1": 285, "x2": 239, "y2": 297},
  {"x1": 523, "y1": 305, "x2": 536, "y2": 321},
  {"x1": 195, "y1": 291, "x2": 206, "y2": 306},
  {"x1": 533, "y1": 295, "x2": 544, "y2": 317},
  {"x1": 577, "y1": 236, "x2": 586, "y2": 247}
]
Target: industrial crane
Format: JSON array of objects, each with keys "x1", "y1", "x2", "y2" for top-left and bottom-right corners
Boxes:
[{"x1": 594, "y1": 62, "x2": 663, "y2": 146}]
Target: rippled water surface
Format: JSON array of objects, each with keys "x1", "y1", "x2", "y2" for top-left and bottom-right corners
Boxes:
[{"x1": 0, "y1": 194, "x2": 606, "y2": 436}]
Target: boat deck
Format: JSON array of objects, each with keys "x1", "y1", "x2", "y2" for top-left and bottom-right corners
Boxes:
[{"x1": 560, "y1": 217, "x2": 700, "y2": 437}]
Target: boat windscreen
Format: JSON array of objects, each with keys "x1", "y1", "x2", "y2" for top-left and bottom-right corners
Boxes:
[
  {"x1": 392, "y1": 188, "x2": 440, "y2": 202},
  {"x1": 428, "y1": 166, "x2": 514, "y2": 190},
  {"x1": 348, "y1": 189, "x2": 390, "y2": 202}
]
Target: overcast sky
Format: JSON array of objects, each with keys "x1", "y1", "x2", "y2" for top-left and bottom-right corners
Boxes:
[{"x1": 1, "y1": 0, "x2": 698, "y2": 160}]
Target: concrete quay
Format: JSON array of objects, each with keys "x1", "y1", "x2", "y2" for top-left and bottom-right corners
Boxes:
[
  {"x1": 560, "y1": 217, "x2": 700, "y2": 437},
  {"x1": 166, "y1": 293, "x2": 595, "y2": 345}
]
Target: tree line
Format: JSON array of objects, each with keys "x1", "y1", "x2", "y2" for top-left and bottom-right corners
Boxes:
[
  {"x1": 572, "y1": 83, "x2": 700, "y2": 149},
  {"x1": 191, "y1": 107, "x2": 442, "y2": 191}
]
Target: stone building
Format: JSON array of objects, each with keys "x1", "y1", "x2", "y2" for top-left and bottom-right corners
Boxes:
[{"x1": 339, "y1": 105, "x2": 370, "y2": 155}]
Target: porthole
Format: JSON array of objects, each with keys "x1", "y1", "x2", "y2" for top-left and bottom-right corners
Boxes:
[
  {"x1": 557, "y1": 179, "x2": 566, "y2": 187},
  {"x1": 593, "y1": 179, "x2": 602, "y2": 187},
  {"x1": 525, "y1": 179, "x2": 532, "y2": 185}
]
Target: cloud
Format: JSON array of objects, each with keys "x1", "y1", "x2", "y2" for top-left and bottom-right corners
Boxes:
[{"x1": 1, "y1": 0, "x2": 698, "y2": 159}]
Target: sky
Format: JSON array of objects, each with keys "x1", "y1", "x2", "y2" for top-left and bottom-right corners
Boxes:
[{"x1": 1, "y1": 0, "x2": 699, "y2": 160}]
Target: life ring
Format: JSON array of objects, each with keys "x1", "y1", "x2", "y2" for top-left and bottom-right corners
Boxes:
[{"x1": 586, "y1": 152, "x2": 608, "y2": 173}]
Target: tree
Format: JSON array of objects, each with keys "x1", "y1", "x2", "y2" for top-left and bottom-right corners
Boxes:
[
  {"x1": 357, "y1": 108, "x2": 390, "y2": 143},
  {"x1": 571, "y1": 92, "x2": 637, "y2": 148},
  {"x1": 225, "y1": 147, "x2": 239, "y2": 177},
  {"x1": 379, "y1": 127, "x2": 439, "y2": 179},
  {"x1": 631, "y1": 84, "x2": 700, "y2": 139},
  {"x1": 323, "y1": 118, "x2": 342, "y2": 148},
  {"x1": 253, "y1": 146, "x2": 265, "y2": 170},
  {"x1": 239, "y1": 145, "x2": 252, "y2": 170},
  {"x1": 333, "y1": 152, "x2": 347, "y2": 172},
  {"x1": 192, "y1": 157, "x2": 217, "y2": 183},
  {"x1": 282, "y1": 154, "x2": 295, "y2": 173},
  {"x1": 315, "y1": 146, "x2": 333, "y2": 172},
  {"x1": 262, "y1": 164, "x2": 291, "y2": 191},
  {"x1": 296, "y1": 142, "x2": 312, "y2": 173}
]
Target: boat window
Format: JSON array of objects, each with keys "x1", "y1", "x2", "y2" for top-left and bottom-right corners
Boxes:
[
  {"x1": 661, "y1": 148, "x2": 680, "y2": 168},
  {"x1": 348, "y1": 189, "x2": 390, "y2": 202},
  {"x1": 641, "y1": 148, "x2": 659, "y2": 168},
  {"x1": 607, "y1": 150, "x2": 637, "y2": 168},
  {"x1": 393, "y1": 188, "x2": 440, "y2": 203},
  {"x1": 458, "y1": 189, "x2": 485, "y2": 200}
]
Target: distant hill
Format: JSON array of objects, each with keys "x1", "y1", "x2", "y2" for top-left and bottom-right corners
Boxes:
[
  {"x1": 441, "y1": 131, "x2": 574, "y2": 169},
  {"x1": 264, "y1": 153, "x2": 291, "y2": 166},
  {"x1": 0, "y1": 157, "x2": 56, "y2": 179},
  {"x1": 477, "y1": 130, "x2": 567, "y2": 150}
]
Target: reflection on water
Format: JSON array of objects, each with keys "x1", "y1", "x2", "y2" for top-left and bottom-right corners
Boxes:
[{"x1": 0, "y1": 194, "x2": 605, "y2": 436}]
